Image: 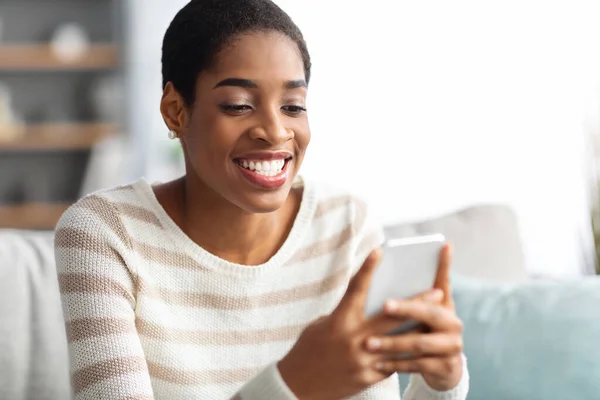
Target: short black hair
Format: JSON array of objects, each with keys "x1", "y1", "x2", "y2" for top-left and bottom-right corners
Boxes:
[{"x1": 161, "y1": 0, "x2": 311, "y2": 106}]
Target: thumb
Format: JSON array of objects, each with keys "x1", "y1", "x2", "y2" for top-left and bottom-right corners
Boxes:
[
  {"x1": 336, "y1": 248, "x2": 383, "y2": 314},
  {"x1": 434, "y1": 243, "x2": 454, "y2": 308}
]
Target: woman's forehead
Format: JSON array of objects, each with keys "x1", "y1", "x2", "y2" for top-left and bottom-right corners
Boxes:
[{"x1": 207, "y1": 32, "x2": 305, "y2": 80}]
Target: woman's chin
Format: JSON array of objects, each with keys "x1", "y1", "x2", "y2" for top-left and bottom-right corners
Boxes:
[
  {"x1": 232, "y1": 188, "x2": 292, "y2": 214},
  {"x1": 227, "y1": 163, "x2": 299, "y2": 214}
]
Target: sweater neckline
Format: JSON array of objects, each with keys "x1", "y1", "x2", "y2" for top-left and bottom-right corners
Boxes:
[{"x1": 132, "y1": 177, "x2": 318, "y2": 277}]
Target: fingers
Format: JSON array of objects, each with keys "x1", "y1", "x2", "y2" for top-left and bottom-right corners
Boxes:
[
  {"x1": 374, "y1": 354, "x2": 463, "y2": 378},
  {"x1": 336, "y1": 248, "x2": 382, "y2": 314},
  {"x1": 433, "y1": 243, "x2": 451, "y2": 293},
  {"x1": 364, "y1": 332, "x2": 463, "y2": 356},
  {"x1": 381, "y1": 289, "x2": 443, "y2": 318},
  {"x1": 362, "y1": 289, "x2": 443, "y2": 334},
  {"x1": 433, "y1": 243, "x2": 454, "y2": 309},
  {"x1": 382, "y1": 300, "x2": 463, "y2": 333}
]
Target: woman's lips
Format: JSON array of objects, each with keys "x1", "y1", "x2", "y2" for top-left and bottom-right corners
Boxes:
[{"x1": 234, "y1": 158, "x2": 291, "y2": 189}]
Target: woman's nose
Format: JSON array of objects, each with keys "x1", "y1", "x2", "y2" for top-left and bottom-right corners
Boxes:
[{"x1": 248, "y1": 112, "x2": 294, "y2": 145}]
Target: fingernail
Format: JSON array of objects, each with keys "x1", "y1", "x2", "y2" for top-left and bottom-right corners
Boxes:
[
  {"x1": 375, "y1": 361, "x2": 387, "y2": 371},
  {"x1": 426, "y1": 289, "x2": 443, "y2": 301},
  {"x1": 366, "y1": 337, "x2": 382, "y2": 351},
  {"x1": 386, "y1": 300, "x2": 399, "y2": 312}
]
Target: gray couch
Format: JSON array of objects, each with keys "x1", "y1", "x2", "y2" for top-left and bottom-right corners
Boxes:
[
  {"x1": 0, "y1": 231, "x2": 71, "y2": 400},
  {"x1": 1, "y1": 204, "x2": 574, "y2": 399}
]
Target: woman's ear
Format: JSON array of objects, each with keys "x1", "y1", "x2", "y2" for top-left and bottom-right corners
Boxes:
[{"x1": 160, "y1": 82, "x2": 189, "y2": 137}]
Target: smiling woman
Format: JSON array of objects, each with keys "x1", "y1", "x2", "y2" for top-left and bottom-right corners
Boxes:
[
  {"x1": 54, "y1": 1, "x2": 469, "y2": 399},
  {"x1": 159, "y1": 30, "x2": 310, "y2": 215}
]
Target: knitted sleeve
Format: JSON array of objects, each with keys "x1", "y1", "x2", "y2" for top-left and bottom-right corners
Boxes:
[
  {"x1": 55, "y1": 195, "x2": 156, "y2": 399},
  {"x1": 402, "y1": 355, "x2": 470, "y2": 400}
]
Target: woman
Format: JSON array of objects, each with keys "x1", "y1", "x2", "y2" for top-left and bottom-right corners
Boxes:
[{"x1": 56, "y1": 0, "x2": 469, "y2": 398}]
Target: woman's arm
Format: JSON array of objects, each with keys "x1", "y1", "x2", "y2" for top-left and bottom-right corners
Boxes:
[
  {"x1": 55, "y1": 198, "x2": 155, "y2": 399},
  {"x1": 55, "y1": 196, "x2": 298, "y2": 400}
]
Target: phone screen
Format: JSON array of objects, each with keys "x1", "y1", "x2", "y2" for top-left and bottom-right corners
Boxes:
[{"x1": 363, "y1": 234, "x2": 444, "y2": 333}]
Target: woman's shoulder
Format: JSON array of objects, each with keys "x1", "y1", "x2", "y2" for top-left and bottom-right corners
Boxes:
[
  {"x1": 300, "y1": 177, "x2": 372, "y2": 220},
  {"x1": 55, "y1": 179, "x2": 159, "y2": 244},
  {"x1": 299, "y1": 177, "x2": 385, "y2": 269},
  {"x1": 297, "y1": 177, "x2": 380, "y2": 239}
]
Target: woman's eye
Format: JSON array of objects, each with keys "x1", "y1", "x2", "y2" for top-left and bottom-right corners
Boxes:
[
  {"x1": 220, "y1": 104, "x2": 252, "y2": 114},
  {"x1": 282, "y1": 105, "x2": 307, "y2": 115}
]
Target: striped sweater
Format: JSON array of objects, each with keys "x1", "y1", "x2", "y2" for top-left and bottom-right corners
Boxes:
[{"x1": 55, "y1": 177, "x2": 469, "y2": 399}]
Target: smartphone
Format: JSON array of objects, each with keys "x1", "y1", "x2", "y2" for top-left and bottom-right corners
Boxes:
[{"x1": 363, "y1": 233, "x2": 445, "y2": 335}]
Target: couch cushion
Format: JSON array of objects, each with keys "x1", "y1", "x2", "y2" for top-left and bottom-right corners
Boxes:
[
  {"x1": 0, "y1": 230, "x2": 71, "y2": 400},
  {"x1": 384, "y1": 204, "x2": 527, "y2": 283},
  {"x1": 400, "y1": 275, "x2": 600, "y2": 399}
]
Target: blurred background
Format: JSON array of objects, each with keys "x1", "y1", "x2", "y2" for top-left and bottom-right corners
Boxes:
[
  {"x1": 1, "y1": 0, "x2": 600, "y2": 279},
  {"x1": 2, "y1": 2, "x2": 600, "y2": 399}
]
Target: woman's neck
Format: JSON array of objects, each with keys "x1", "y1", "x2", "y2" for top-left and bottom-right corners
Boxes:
[{"x1": 155, "y1": 176, "x2": 301, "y2": 266}]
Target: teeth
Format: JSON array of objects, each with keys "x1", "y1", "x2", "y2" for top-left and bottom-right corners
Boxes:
[{"x1": 237, "y1": 159, "x2": 286, "y2": 176}]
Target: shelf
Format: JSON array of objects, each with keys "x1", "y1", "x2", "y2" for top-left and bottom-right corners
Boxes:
[
  {"x1": 0, "y1": 202, "x2": 70, "y2": 230},
  {"x1": 0, "y1": 123, "x2": 118, "y2": 151},
  {"x1": 0, "y1": 43, "x2": 118, "y2": 71}
]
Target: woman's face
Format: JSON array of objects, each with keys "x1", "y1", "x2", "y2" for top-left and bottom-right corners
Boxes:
[{"x1": 179, "y1": 31, "x2": 310, "y2": 213}]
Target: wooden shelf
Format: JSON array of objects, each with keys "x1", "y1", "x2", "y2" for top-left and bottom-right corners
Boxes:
[
  {"x1": 0, "y1": 43, "x2": 118, "y2": 71},
  {"x1": 0, "y1": 123, "x2": 118, "y2": 151},
  {"x1": 0, "y1": 202, "x2": 70, "y2": 230}
]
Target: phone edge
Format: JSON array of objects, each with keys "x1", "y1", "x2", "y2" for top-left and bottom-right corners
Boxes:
[{"x1": 384, "y1": 233, "x2": 446, "y2": 248}]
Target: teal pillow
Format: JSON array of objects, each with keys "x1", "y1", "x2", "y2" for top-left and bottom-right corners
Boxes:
[{"x1": 398, "y1": 275, "x2": 600, "y2": 400}]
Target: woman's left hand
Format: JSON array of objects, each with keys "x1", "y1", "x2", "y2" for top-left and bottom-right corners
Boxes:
[{"x1": 364, "y1": 244, "x2": 464, "y2": 391}]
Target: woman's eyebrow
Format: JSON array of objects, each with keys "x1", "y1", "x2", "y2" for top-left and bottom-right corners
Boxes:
[
  {"x1": 284, "y1": 79, "x2": 307, "y2": 89},
  {"x1": 213, "y1": 78, "x2": 307, "y2": 90},
  {"x1": 213, "y1": 78, "x2": 258, "y2": 89}
]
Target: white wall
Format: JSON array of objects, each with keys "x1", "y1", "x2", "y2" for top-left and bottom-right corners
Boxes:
[
  {"x1": 277, "y1": 0, "x2": 600, "y2": 277},
  {"x1": 126, "y1": 0, "x2": 600, "y2": 277}
]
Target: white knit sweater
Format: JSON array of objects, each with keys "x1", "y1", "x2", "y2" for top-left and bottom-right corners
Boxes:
[{"x1": 55, "y1": 177, "x2": 469, "y2": 399}]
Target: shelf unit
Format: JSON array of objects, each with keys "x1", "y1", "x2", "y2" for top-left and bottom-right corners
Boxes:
[
  {"x1": 0, "y1": 43, "x2": 118, "y2": 71},
  {"x1": 0, "y1": 123, "x2": 117, "y2": 150},
  {"x1": 0, "y1": 0, "x2": 124, "y2": 230},
  {"x1": 0, "y1": 203, "x2": 71, "y2": 230}
]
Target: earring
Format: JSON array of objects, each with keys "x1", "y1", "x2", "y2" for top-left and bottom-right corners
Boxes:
[{"x1": 168, "y1": 130, "x2": 177, "y2": 140}]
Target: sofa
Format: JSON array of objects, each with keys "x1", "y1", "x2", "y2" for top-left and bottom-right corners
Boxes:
[{"x1": 1, "y1": 204, "x2": 599, "y2": 400}]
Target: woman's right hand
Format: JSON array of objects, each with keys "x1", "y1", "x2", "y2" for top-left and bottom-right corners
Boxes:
[{"x1": 277, "y1": 249, "x2": 442, "y2": 400}]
